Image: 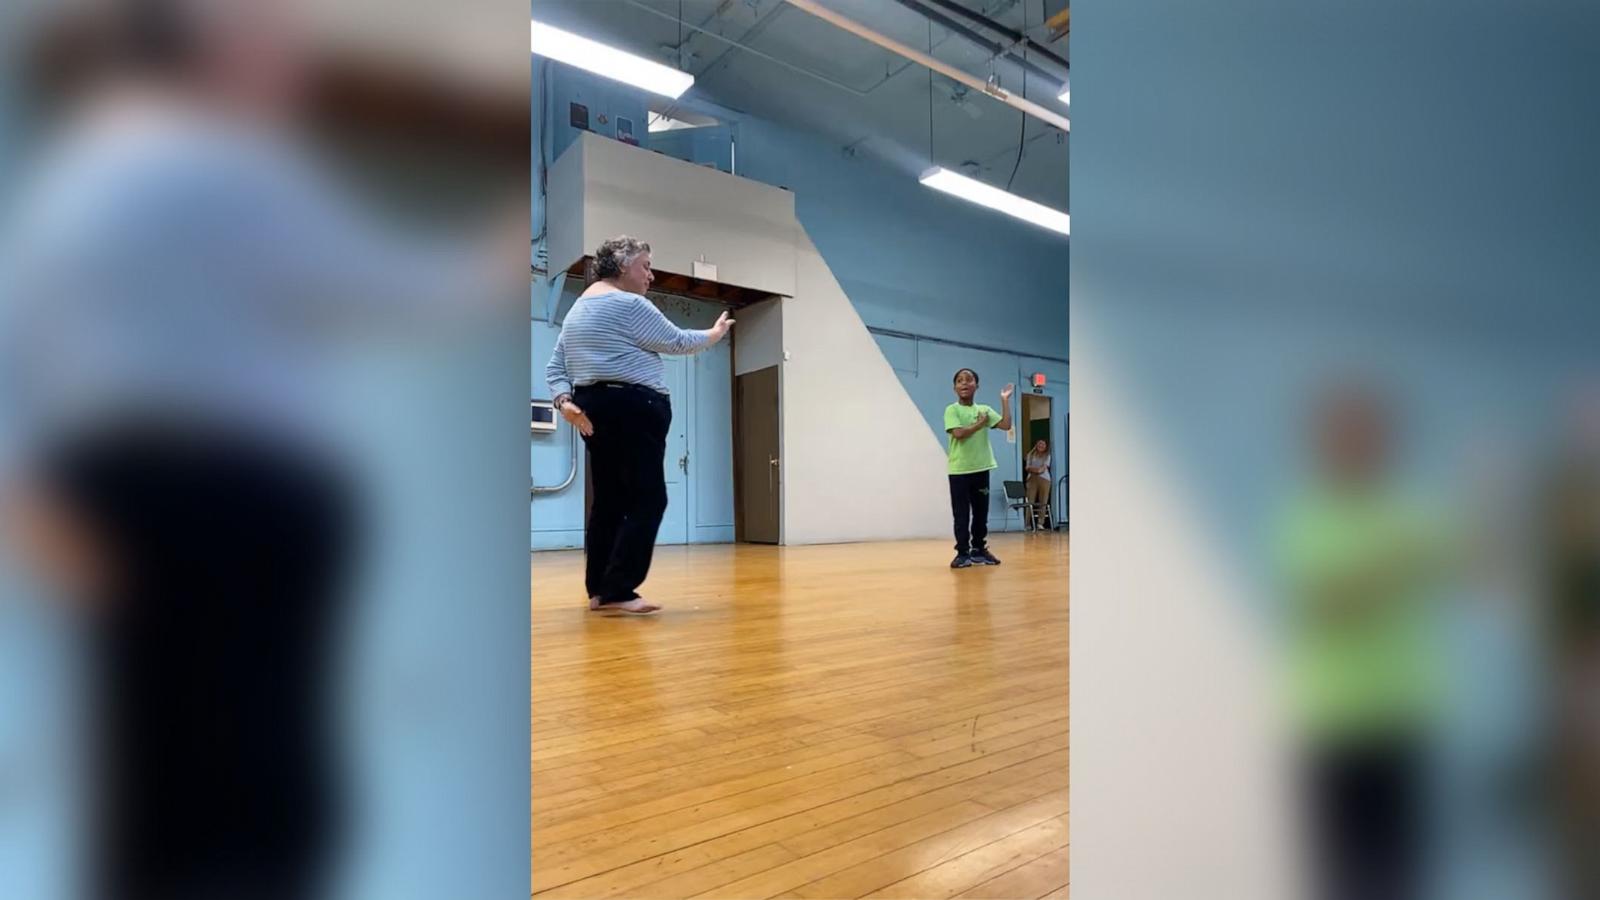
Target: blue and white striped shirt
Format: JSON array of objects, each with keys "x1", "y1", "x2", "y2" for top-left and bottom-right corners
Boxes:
[{"x1": 546, "y1": 291, "x2": 714, "y2": 398}]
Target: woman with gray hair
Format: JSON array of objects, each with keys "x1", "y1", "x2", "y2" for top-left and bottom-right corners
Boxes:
[{"x1": 546, "y1": 236, "x2": 733, "y2": 615}]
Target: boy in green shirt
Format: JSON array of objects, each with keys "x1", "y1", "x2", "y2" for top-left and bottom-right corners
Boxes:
[
  {"x1": 1278, "y1": 385, "x2": 1444, "y2": 900},
  {"x1": 944, "y1": 368, "x2": 1014, "y2": 568}
]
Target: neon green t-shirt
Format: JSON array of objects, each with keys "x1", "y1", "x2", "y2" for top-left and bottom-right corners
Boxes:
[
  {"x1": 1276, "y1": 485, "x2": 1444, "y2": 742},
  {"x1": 944, "y1": 403, "x2": 1000, "y2": 475}
]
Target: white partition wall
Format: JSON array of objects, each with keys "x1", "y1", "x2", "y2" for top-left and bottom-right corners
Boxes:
[
  {"x1": 543, "y1": 134, "x2": 955, "y2": 545},
  {"x1": 547, "y1": 132, "x2": 797, "y2": 296},
  {"x1": 779, "y1": 231, "x2": 951, "y2": 545}
]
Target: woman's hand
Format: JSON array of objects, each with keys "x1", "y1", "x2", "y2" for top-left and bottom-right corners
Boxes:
[
  {"x1": 708, "y1": 311, "x2": 736, "y2": 344},
  {"x1": 1, "y1": 482, "x2": 113, "y2": 609},
  {"x1": 558, "y1": 398, "x2": 594, "y2": 436},
  {"x1": 1000, "y1": 383, "x2": 1016, "y2": 403}
]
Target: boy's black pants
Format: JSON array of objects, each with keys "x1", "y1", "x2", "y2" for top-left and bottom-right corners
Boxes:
[{"x1": 948, "y1": 471, "x2": 991, "y2": 556}]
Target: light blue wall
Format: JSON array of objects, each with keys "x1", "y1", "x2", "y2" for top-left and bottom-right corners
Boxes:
[
  {"x1": 876, "y1": 334, "x2": 1069, "y2": 528},
  {"x1": 0, "y1": 2, "x2": 36, "y2": 206},
  {"x1": 530, "y1": 314, "x2": 586, "y2": 549},
  {"x1": 532, "y1": 65, "x2": 1068, "y2": 549},
  {"x1": 544, "y1": 64, "x2": 651, "y2": 165},
  {"x1": 735, "y1": 122, "x2": 1068, "y2": 363}
]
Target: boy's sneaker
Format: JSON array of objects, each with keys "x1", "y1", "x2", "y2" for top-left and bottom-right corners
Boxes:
[
  {"x1": 971, "y1": 548, "x2": 1002, "y2": 566},
  {"x1": 950, "y1": 554, "x2": 973, "y2": 568}
]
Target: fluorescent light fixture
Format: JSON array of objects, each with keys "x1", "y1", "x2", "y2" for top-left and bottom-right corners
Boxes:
[
  {"x1": 919, "y1": 167, "x2": 1070, "y2": 236},
  {"x1": 531, "y1": 20, "x2": 693, "y2": 99},
  {"x1": 1059, "y1": 87, "x2": 1070, "y2": 104}
]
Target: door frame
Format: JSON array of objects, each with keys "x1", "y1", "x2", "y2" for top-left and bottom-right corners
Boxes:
[
  {"x1": 1019, "y1": 390, "x2": 1060, "y2": 528},
  {"x1": 685, "y1": 324, "x2": 737, "y2": 544},
  {"x1": 1019, "y1": 392, "x2": 1056, "y2": 463},
  {"x1": 732, "y1": 363, "x2": 781, "y2": 544},
  {"x1": 732, "y1": 347, "x2": 745, "y2": 542}
]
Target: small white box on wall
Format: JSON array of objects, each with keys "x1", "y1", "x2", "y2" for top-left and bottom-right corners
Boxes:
[{"x1": 531, "y1": 400, "x2": 557, "y2": 433}]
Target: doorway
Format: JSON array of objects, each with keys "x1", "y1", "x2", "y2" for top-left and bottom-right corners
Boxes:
[
  {"x1": 734, "y1": 365, "x2": 781, "y2": 544},
  {"x1": 1019, "y1": 393, "x2": 1055, "y2": 529}
]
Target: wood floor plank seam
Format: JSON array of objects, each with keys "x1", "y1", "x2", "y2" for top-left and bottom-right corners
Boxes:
[
  {"x1": 544, "y1": 755, "x2": 1068, "y2": 896},
  {"x1": 532, "y1": 723, "x2": 1069, "y2": 853},
  {"x1": 703, "y1": 790, "x2": 1068, "y2": 899},
  {"x1": 857, "y1": 814, "x2": 1070, "y2": 898},
  {"x1": 531, "y1": 643, "x2": 1068, "y2": 714},
  {"x1": 555, "y1": 757, "x2": 1067, "y2": 899},
  {"x1": 528, "y1": 738, "x2": 1069, "y2": 892},
  {"x1": 952, "y1": 843, "x2": 1071, "y2": 899},
  {"x1": 533, "y1": 709, "x2": 1069, "y2": 822}
]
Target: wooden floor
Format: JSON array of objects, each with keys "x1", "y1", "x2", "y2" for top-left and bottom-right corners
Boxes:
[{"x1": 531, "y1": 532, "x2": 1069, "y2": 899}]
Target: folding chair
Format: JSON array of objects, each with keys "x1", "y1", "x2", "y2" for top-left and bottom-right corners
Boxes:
[{"x1": 1001, "y1": 480, "x2": 1031, "y2": 531}]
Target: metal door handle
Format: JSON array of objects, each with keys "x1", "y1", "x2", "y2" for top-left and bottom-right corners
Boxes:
[{"x1": 679, "y1": 454, "x2": 688, "y2": 473}]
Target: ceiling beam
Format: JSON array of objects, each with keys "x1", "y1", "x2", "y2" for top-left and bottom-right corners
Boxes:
[
  {"x1": 890, "y1": 0, "x2": 1067, "y2": 90},
  {"x1": 916, "y1": 0, "x2": 1071, "y2": 71},
  {"x1": 781, "y1": 0, "x2": 1069, "y2": 132}
]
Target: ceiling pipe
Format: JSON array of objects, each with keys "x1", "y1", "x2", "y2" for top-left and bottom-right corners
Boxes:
[
  {"x1": 530, "y1": 424, "x2": 579, "y2": 495},
  {"x1": 888, "y1": 0, "x2": 1066, "y2": 91},
  {"x1": 916, "y1": 0, "x2": 1071, "y2": 72},
  {"x1": 628, "y1": 0, "x2": 967, "y2": 98},
  {"x1": 781, "y1": 0, "x2": 1069, "y2": 132},
  {"x1": 681, "y1": 0, "x2": 791, "y2": 86},
  {"x1": 622, "y1": 0, "x2": 873, "y2": 96}
]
